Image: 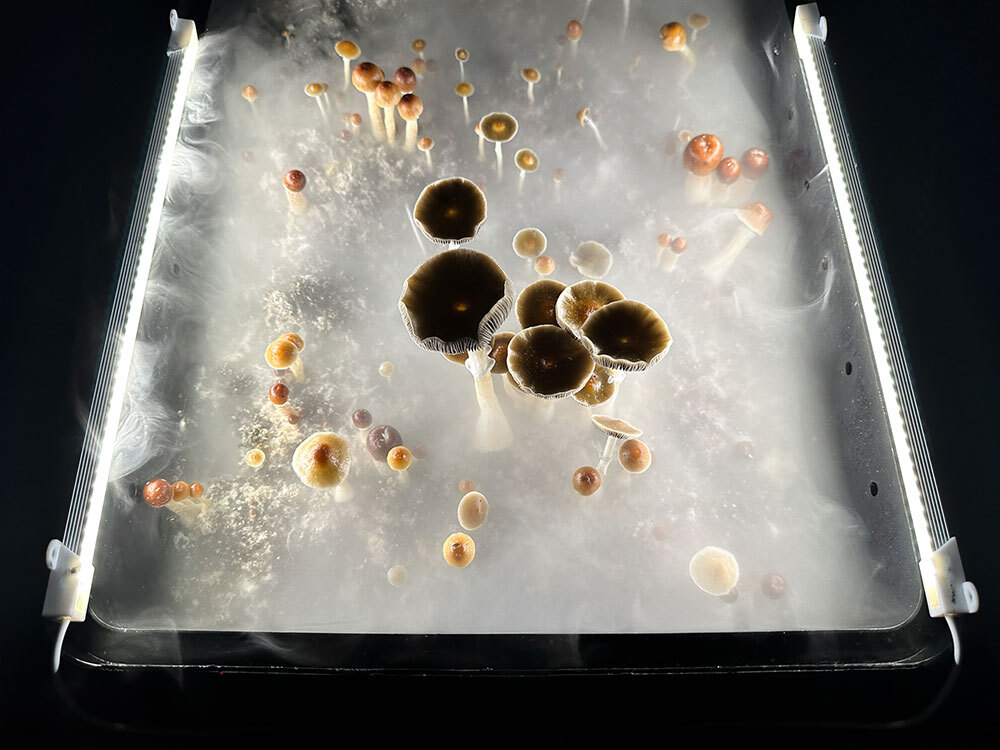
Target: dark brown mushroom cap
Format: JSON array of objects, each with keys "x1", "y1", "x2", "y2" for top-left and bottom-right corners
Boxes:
[
  {"x1": 573, "y1": 364, "x2": 618, "y2": 406},
  {"x1": 413, "y1": 177, "x2": 487, "y2": 245},
  {"x1": 517, "y1": 279, "x2": 566, "y2": 328},
  {"x1": 366, "y1": 424, "x2": 403, "y2": 462},
  {"x1": 442, "y1": 331, "x2": 513, "y2": 374},
  {"x1": 399, "y1": 249, "x2": 513, "y2": 355},
  {"x1": 393, "y1": 67, "x2": 418, "y2": 93},
  {"x1": 283, "y1": 170, "x2": 306, "y2": 192},
  {"x1": 374, "y1": 80, "x2": 402, "y2": 108},
  {"x1": 591, "y1": 414, "x2": 642, "y2": 439},
  {"x1": 398, "y1": 93, "x2": 423, "y2": 121},
  {"x1": 555, "y1": 281, "x2": 625, "y2": 338},
  {"x1": 479, "y1": 112, "x2": 518, "y2": 143},
  {"x1": 683, "y1": 134, "x2": 724, "y2": 176},
  {"x1": 507, "y1": 325, "x2": 596, "y2": 399},
  {"x1": 741, "y1": 147, "x2": 770, "y2": 180},
  {"x1": 580, "y1": 300, "x2": 672, "y2": 372},
  {"x1": 716, "y1": 156, "x2": 742, "y2": 185}
]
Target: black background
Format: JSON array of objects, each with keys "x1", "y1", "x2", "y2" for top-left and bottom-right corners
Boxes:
[{"x1": 2, "y1": 0, "x2": 997, "y2": 738}]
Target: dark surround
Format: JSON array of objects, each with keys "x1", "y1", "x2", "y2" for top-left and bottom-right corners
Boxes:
[{"x1": 1, "y1": 0, "x2": 997, "y2": 737}]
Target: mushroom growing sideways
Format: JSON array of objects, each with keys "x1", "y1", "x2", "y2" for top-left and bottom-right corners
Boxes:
[
  {"x1": 516, "y1": 279, "x2": 567, "y2": 328},
  {"x1": 576, "y1": 106, "x2": 606, "y2": 150},
  {"x1": 399, "y1": 249, "x2": 514, "y2": 452},
  {"x1": 479, "y1": 112, "x2": 518, "y2": 180},
  {"x1": 704, "y1": 202, "x2": 773, "y2": 282},
  {"x1": 569, "y1": 240, "x2": 613, "y2": 279},
  {"x1": 413, "y1": 177, "x2": 487, "y2": 248},
  {"x1": 292, "y1": 431, "x2": 352, "y2": 502},
  {"x1": 591, "y1": 414, "x2": 642, "y2": 476},
  {"x1": 580, "y1": 299, "x2": 672, "y2": 377},
  {"x1": 555, "y1": 280, "x2": 625, "y2": 339}
]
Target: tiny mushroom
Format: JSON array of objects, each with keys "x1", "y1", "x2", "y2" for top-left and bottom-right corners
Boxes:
[
  {"x1": 566, "y1": 20, "x2": 583, "y2": 57},
  {"x1": 304, "y1": 82, "x2": 329, "y2": 120},
  {"x1": 458, "y1": 491, "x2": 489, "y2": 530},
  {"x1": 705, "y1": 202, "x2": 773, "y2": 281},
  {"x1": 443, "y1": 532, "x2": 475, "y2": 568},
  {"x1": 479, "y1": 112, "x2": 518, "y2": 180},
  {"x1": 683, "y1": 133, "x2": 724, "y2": 203},
  {"x1": 387, "y1": 445, "x2": 413, "y2": 483},
  {"x1": 366, "y1": 424, "x2": 404, "y2": 463},
  {"x1": 689, "y1": 546, "x2": 740, "y2": 596},
  {"x1": 572, "y1": 466, "x2": 602, "y2": 496},
  {"x1": 591, "y1": 414, "x2": 642, "y2": 476},
  {"x1": 569, "y1": 240, "x2": 613, "y2": 279},
  {"x1": 143, "y1": 478, "x2": 174, "y2": 507},
  {"x1": 455, "y1": 47, "x2": 470, "y2": 80},
  {"x1": 618, "y1": 438, "x2": 652, "y2": 473},
  {"x1": 265, "y1": 333, "x2": 304, "y2": 379},
  {"x1": 398, "y1": 93, "x2": 424, "y2": 151},
  {"x1": 521, "y1": 67, "x2": 541, "y2": 102},
  {"x1": 576, "y1": 106, "x2": 606, "y2": 150},
  {"x1": 393, "y1": 66, "x2": 418, "y2": 93},
  {"x1": 514, "y1": 148, "x2": 539, "y2": 192},
  {"x1": 293, "y1": 431, "x2": 352, "y2": 501},
  {"x1": 687, "y1": 13, "x2": 710, "y2": 42},
  {"x1": 412, "y1": 177, "x2": 487, "y2": 247},
  {"x1": 512, "y1": 227, "x2": 547, "y2": 265},
  {"x1": 352, "y1": 62, "x2": 386, "y2": 140},
  {"x1": 335, "y1": 40, "x2": 361, "y2": 90},
  {"x1": 282, "y1": 169, "x2": 308, "y2": 214},
  {"x1": 534, "y1": 256, "x2": 556, "y2": 276},
  {"x1": 455, "y1": 81, "x2": 475, "y2": 125},
  {"x1": 411, "y1": 38, "x2": 427, "y2": 59},
  {"x1": 733, "y1": 147, "x2": 770, "y2": 203},
  {"x1": 661, "y1": 236, "x2": 688, "y2": 272},
  {"x1": 517, "y1": 279, "x2": 567, "y2": 328},
  {"x1": 555, "y1": 280, "x2": 626, "y2": 339},
  {"x1": 712, "y1": 156, "x2": 742, "y2": 205},
  {"x1": 418, "y1": 136, "x2": 435, "y2": 169},
  {"x1": 352, "y1": 408, "x2": 372, "y2": 429},
  {"x1": 661, "y1": 21, "x2": 695, "y2": 66},
  {"x1": 241, "y1": 84, "x2": 259, "y2": 115}
]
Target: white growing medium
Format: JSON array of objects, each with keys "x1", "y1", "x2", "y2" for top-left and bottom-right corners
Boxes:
[{"x1": 93, "y1": 0, "x2": 918, "y2": 635}]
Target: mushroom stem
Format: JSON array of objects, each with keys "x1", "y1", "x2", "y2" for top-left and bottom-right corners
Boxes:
[
  {"x1": 518, "y1": 170, "x2": 526, "y2": 193},
  {"x1": 314, "y1": 97, "x2": 328, "y2": 123},
  {"x1": 705, "y1": 225, "x2": 755, "y2": 282},
  {"x1": 383, "y1": 107, "x2": 397, "y2": 146},
  {"x1": 396, "y1": 469, "x2": 409, "y2": 485},
  {"x1": 289, "y1": 357, "x2": 305, "y2": 380},
  {"x1": 584, "y1": 117, "x2": 606, "y2": 150},
  {"x1": 526, "y1": 81, "x2": 535, "y2": 102},
  {"x1": 495, "y1": 141, "x2": 504, "y2": 180},
  {"x1": 596, "y1": 435, "x2": 623, "y2": 476},
  {"x1": 425, "y1": 149, "x2": 433, "y2": 170},
  {"x1": 405, "y1": 203, "x2": 429, "y2": 256},
  {"x1": 661, "y1": 251, "x2": 679, "y2": 272},
  {"x1": 477, "y1": 130, "x2": 485, "y2": 161},
  {"x1": 582, "y1": 0, "x2": 593, "y2": 22},
  {"x1": 342, "y1": 58, "x2": 352, "y2": 91},
  {"x1": 335, "y1": 479, "x2": 354, "y2": 503},
  {"x1": 462, "y1": 96, "x2": 471, "y2": 125},
  {"x1": 460, "y1": 59, "x2": 466, "y2": 81},
  {"x1": 284, "y1": 187, "x2": 307, "y2": 215},
  {"x1": 467, "y1": 348, "x2": 513, "y2": 453},
  {"x1": 364, "y1": 92, "x2": 385, "y2": 140},
  {"x1": 622, "y1": 0, "x2": 630, "y2": 32},
  {"x1": 570, "y1": 39, "x2": 579, "y2": 59},
  {"x1": 684, "y1": 173, "x2": 712, "y2": 204},
  {"x1": 405, "y1": 120, "x2": 418, "y2": 152}
]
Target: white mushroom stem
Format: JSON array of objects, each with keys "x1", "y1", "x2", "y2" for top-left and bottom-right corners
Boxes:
[
  {"x1": 556, "y1": 67, "x2": 563, "y2": 85},
  {"x1": 405, "y1": 120, "x2": 418, "y2": 152},
  {"x1": 526, "y1": 81, "x2": 535, "y2": 102},
  {"x1": 466, "y1": 348, "x2": 513, "y2": 452},
  {"x1": 661, "y1": 250, "x2": 680, "y2": 272},
  {"x1": 518, "y1": 170, "x2": 527, "y2": 193},
  {"x1": 462, "y1": 97, "x2": 471, "y2": 125},
  {"x1": 313, "y1": 97, "x2": 327, "y2": 122},
  {"x1": 622, "y1": 0, "x2": 630, "y2": 32},
  {"x1": 334, "y1": 479, "x2": 353, "y2": 503},
  {"x1": 495, "y1": 141, "x2": 504, "y2": 180},
  {"x1": 705, "y1": 225, "x2": 757, "y2": 282},
  {"x1": 424, "y1": 149, "x2": 433, "y2": 170},
  {"x1": 459, "y1": 59, "x2": 466, "y2": 80},
  {"x1": 583, "y1": 116, "x2": 606, "y2": 150},
  {"x1": 405, "y1": 203, "x2": 429, "y2": 256},
  {"x1": 554, "y1": 180, "x2": 561, "y2": 203},
  {"x1": 502, "y1": 374, "x2": 532, "y2": 411},
  {"x1": 684, "y1": 173, "x2": 712, "y2": 204},
  {"x1": 383, "y1": 107, "x2": 397, "y2": 146},
  {"x1": 596, "y1": 435, "x2": 623, "y2": 476},
  {"x1": 284, "y1": 188, "x2": 307, "y2": 215},
  {"x1": 342, "y1": 59, "x2": 352, "y2": 91},
  {"x1": 570, "y1": 39, "x2": 579, "y2": 59},
  {"x1": 395, "y1": 469, "x2": 409, "y2": 484},
  {"x1": 477, "y1": 131, "x2": 485, "y2": 161},
  {"x1": 582, "y1": 0, "x2": 593, "y2": 22},
  {"x1": 365, "y1": 92, "x2": 385, "y2": 140}
]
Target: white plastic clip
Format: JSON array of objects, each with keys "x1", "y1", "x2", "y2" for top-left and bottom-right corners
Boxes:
[
  {"x1": 795, "y1": 4, "x2": 829, "y2": 42},
  {"x1": 41, "y1": 539, "x2": 93, "y2": 622},
  {"x1": 919, "y1": 537, "x2": 979, "y2": 618}
]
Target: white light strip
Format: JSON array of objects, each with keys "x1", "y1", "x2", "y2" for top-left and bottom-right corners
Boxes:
[
  {"x1": 792, "y1": 6, "x2": 935, "y2": 563},
  {"x1": 76, "y1": 22, "x2": 200, "y2": 574}
]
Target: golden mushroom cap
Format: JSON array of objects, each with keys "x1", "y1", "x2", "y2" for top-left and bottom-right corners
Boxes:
[
  {"x1": 661, "y1": 22, "x2": 687, "y2": 51},
  {"x1": 335, "y1": 40, "x2": 361, "y2": 60},
  {"x1": 411, "y1": 38, "x2": 427, "y2": 53},
  {"x1": 417, "y1": 137, "x2": 434, "y2": 152},
  {"x1": 507, "y1": 325, "x2": 596, "y2": 399},
  {"x1": 738, "y1": 202, "x2": 773, "y2": 236},
  {"x1": 292, "y1": 432, "x2": 351, "y2": 489},
  {"x1": 455, "y1": 81, "x2": 475, "y2": 97},
  {"x1": 514, "y1": 148, "x2": 539, "y2": 173},
  {"x1": 576, "y1": 106, "x2": 590, "y2": 126},
  {"x1": 573, "y1": 364, "x2": 618, "y2": 407},
  {"x1": 455, "y1": 47, "x2": 470, "y2": 61},
  {"x1": 241, "y1": 84, "x2": 259, "y2": 101},
  {"x1": 281, "y1": 332, "x2": 305, "y2": 351},
  {"x1": 512, "y1": 227, "x2": 547, "y2": 259},
  {"x1": 304, "y1": 82, "x2": 328, "y2": 97},
  {"x1": 618, "y1": 438, "x2": 652, "y2": 473},
  {"x1": 516, "y1": 279, "x2": 566, "y2": 328},
  {"x1": 555, "y1": 280, "x2": 626, "y2": 338},
  {"x1": 443, "y1": 532, "x2": 476, "y2": 568},
  {"x1": 521, "y1": 67, "x2": 540, "y2": 84},
  {"x1": 580, "y1": 300, "x2": 672, "y2": 373},
  {"x1": 479, "y1": 112, "x2": 518, "y2": 143},
  {"x1": 387, "y1": 446, "x2": 412, "y2": 471},
  {"x1": 265, "y1": 338, "x2": 299, "y2": 368}
]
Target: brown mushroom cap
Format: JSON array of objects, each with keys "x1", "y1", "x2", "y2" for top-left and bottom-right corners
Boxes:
[
  {"x1": 393, "y1": 67, "x2": 418, "y2": 93},
  {"x1": 398, "y1": 93, "x2": 424, "y2": 121},
  {"x1": 352, "y1": 62, "x2": 384, "y2": 93},
  {"x1": 443, "y1": 532, "x2": 475, "y2": 568},
  {"x1": 671, "y1": 237, "x2": 688, "y2": 254},
  {"x1": 265, "y1": 338, "x2": 299, "y2": 368},
  {"x1": 569, "y1": 240, "x2": 613, "y2": 279},
  {"x1": 335, "y1": 40, "x2": 361, "y2": 60},
  {"x1": 374, "y1": 80, "x2": 402, "y2": 108},
  {"x1": 580, "y1": 300, "x2": 672, "y2": 372},
  {"x1": 521, "y1": 67, "x2": 540, "y2": 84},
  {"x1": 442, "y1": 331, "x2": 513, "y2": 374},
  {"x1": 241, "y1": 84, "x2": 258, "y2": 102},
  {"x1": 516, "y1": 279, "x2": 566, "y2": 328},
  {"x1": 738, "y1": 202, "x2": 773, "y2": 235},
  {"x1": 573, "y1": 364, "x2": 618, "y2": 407},
  {"x1": 292, "y1": 432, "x2": 351, "y2": 489},
  {"x1": 576, "y1": 107, "x2": 590, "y2": 126},
  {"x1": 683, "y1": 134, "x2": 724, "y2": 176},
  {"x1": 411, "y1": 58, "x2": 427, "y2": 74},
  {"x1": 572, "y1": 466, "x2": 601, "y2": 496},
  {"x1": 366, "y1": 424, "x2": 403, "y2": 462},
  {"x1": 411, "y1": 38, "x2": 427, "y2": 53},
  {"x1": 555, "y1": 281, "x2": 626, "y2": 338},
  {"x1": 479, "y1": 112, "x2": 518, "y2": 143},
  {"x1": 417, "y1": 137, "x2": 434, "y2": 152},
  {"x1": 741, "y1": 147, "x2": 770, "y2": 180},
  {"x1": 512, "y1": 227, "x2": 547, "y2": 259},
  {"x1": 304, "y1": 82, "x2": 328, "y2": 97},
  {"x1": 455, "y1": 47, "x2": 470, "y2": 61},
  {"x1": 283, "y1": 170, "x2": 306, "y2": 192},
  {"x1": 507, "y1": 325, "x2": 596, "y2": 399},
  {"x1": 514, "y1": 148, "x2": 539, "y2": 172},
  {"x1": 143, "y1": 478, "x2": 173, "y2": 507},
  {"x1": 455, "y1": 81, "x2": 475, "y2": 98},
  {"x1": 591, "y1": 414, "x2": 642, "y2": 440},
  {"x1": 399, "y1": 248, "x2": 513, "y2": 355},
  {"x1": 618, "y1": 438, "x2": 652, "y2": 473},
  {"x1": 716, "y1": 156, "x2": 742, "y2": 185},
  {"x1": 566, "y1": 20, "x2": 583, "y2": 41},
  {"x1": 661, "y1": 22, "x2": 687, "y2": 51},
  {"x1": 412, "y1": 177, "x2": 487, "y2": 245}
]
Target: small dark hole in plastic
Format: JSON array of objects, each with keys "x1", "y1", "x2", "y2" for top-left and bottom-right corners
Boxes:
[
  {"x1": 869, "y1": 482, "x2": 878, "y2": 497},
  {"x1": 820, "y1": 256, "x2": 829, "y2": 270},
  {"x1": 128, "y1": 482, "x2": 137, "y2": 498},
  {"x1": 804, "y1": 180, "x2": 810, "y2": 190},
  {"x1": 787, "y1": 107, "x2": 794, "y2": 121},
  {"x1": 172, "y1": 262, "x2": 181, "y2": 276},
  {"x1": 845, "y1": 361, "x2": 853, "y2": 375}
]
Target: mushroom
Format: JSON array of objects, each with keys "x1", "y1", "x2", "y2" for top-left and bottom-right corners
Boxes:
[
  {"x1": 352, "y1": 409, "x2": 372, "y2": 430},
  {"x1": 514, "y1": 148, "x2": 539, "y2": 193},
  {"x1": 455, "y1": 81, "x2": 475, "y2": 125},
  {"x1": 352, "y1": 62, "x2": 386, "y2": 140},
  {"x1": 393, "y1": 66, "x2": 417, "y2": 94},
  {"x1": 689, "y1": 546, "x2": 740, "y2": 596},
  {"x1": 442, "y1": 331, "x2": 512, "y2": 375},
  {"x1": 443, "y1": 532, "x2": 475, "y2": 568},
  {"x1": 534, "y1": 256, "x2": 556, "y2": 277},
  {"x1": 245, "y1": 449, "x2": 265, "y2": 467},
  {"x1": 516, "y1": 279, "x2": 566, "y2": 328},
  {"x1": 762, "y1": 572, "x2": 787, "y2": 599},
  {"x1": 387, "y1": 445, "x2": 413, "y2": 483},
  {"x1": 572, "y1": 466, "x2": 602, "y2": 496},
  {"x1": 591, "y1": 414, "x2": 642, "y2": 476},
  {"x1": 398, "y1": 249, "x2": 514, "y2": 452},
  {"x1": 687, "y1": 13, "x2": 710, "y2": 43},
  {"x1": 349, "y1": 112, "x2": 362, "y2": 137},
  {"x1": 704, "y1": 202, "x2": 773, "y2": 281},
  {"x1": 732, "y1": 147, "x2": 770, "y2": 204},
  {"x1": 579, "y1": 299, "x2": 672, "y2": 376},
  {"x1": 374, "y1": 81, "x2": 402, "y2": 146},
  {"x1": 304, "y1": 82, "x2": 329, "y2": 121},
  {"x1": 412, "y1": 177, "x2": 487, "y2": 248},
  {"x1": 241, "y1": 84, "x2": 259, "y2": 117},
  {"x1": 573, "y1": 364, "x2": 618, "y2": 408},
  {"x1": 576, "y1": 107, "x2": 606, "y2": 150},
  {"x1": 655, "y1": 232, "x2": 673, "y2": 266},
  {"x1": 398, "y1": 93, "x2": 424, "y2": 152},
  {"x1": 281, "y1": 27, "x2": 293, "y2": 48},
  {"x1": 143, "y1": 478, "x2": 173, "y2": 507},
  {"x1": 569, "y1": 240, "x2": 613, "y2": 279},
  {"x1": 190, "y1": 482, "x2": 205, "y2": 499},
  {"x1": 521, "y1": 67, "x2": 540, "y2": 103},
  {"x1": 269, "y1": 381, "x2": 295, "y2": 418},
  {"x1": 411, "y1": 38, "x2": 427, "y2": 60},
  {"x1": 411, "y1": 58, "x2": 427, "y2": 76},
  {"x1": 661, "y1": 236, "x2": 687, "y2": 272},
  {"x1": 282, "y1": 169, "x2": 307, "y2": 214},
  {"x1": 366, "y1": 424, "x2": 403, "y2": 463},
  {"x1": 661, "y1": 22, "x2": 695, "y2": 66},
  {"x1": 265, "y1": 333, "x2": 304, "y2": 379},
  {"x1": 566, "y1": 20, "x2": 583, "y2": 58},
  {"x1": 556, "y1": 63, "x2": 563, "y2": 86},
  {"x1": 479, "y1": 112, "x2": 518, "y2": 180},
  {"x1": 379, "y1": 361, "x2": 394, "y2": 383},
  {"x1": 554, "y1": 280, "x2": 625, "y2": 339},
  {"x1": 512, "y1": 227, "x2": 547, "y2": 267},
  {"x1": 387, "y1": 565, "x2": 407, "y2": 586},
  {"x1": 293, "y1": 431, "x2": 352, "y2": 502},
  {"x1": 683, "y1": 133, "x2": 724, "y2": 204},
  {"x1": 418, "y1": 137, "x2": 435, "y2": 170},
  {"x1": 458, "y1": 491, "x2": 488, "y2": 530},
  {"x1": 455, "y1": 47, "x2": 470, "y2": 81},
  {"x1": 507, "y1": 325, "x2": 596, "y2": 403},
  {"x1": 618, "y1": 438, "x2": 651, "y2": 473},
  {"x1": 474, "y1": 122, "x2": 485, "y2": 161},
  {"x1": 711, "y1": 156, "x2": 742, "y2": 205},
  {"x1": 553, "y1": 168, "x2": 564, "y2": 202},
  {"x1": 335, "y1": 40, "x2": 361, "y2": 91}
]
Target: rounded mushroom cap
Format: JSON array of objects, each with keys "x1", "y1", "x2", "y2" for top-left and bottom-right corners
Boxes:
[
  {"x1": 304, "y1": 82, "x2": 328, "y2": 97},
  {"x1": 458, "y1": 491, "x2": 488, "y2": 530},
  {"x1": 555, "y1": 280, "x2": 626, "y2": 338},
  {"x1": 507, "y1": 325, "x2": 596, "y2": 399},
  {"x1": 411, "y1": 58, "x2": 427, "y2": 74},
  {"x1": 265, "y1": 338, "x2": 299, "y2": 368},
  {"x1": 660, "y1": 22, "x2": 687, "y2": 51},
  {"x1": 374, "y1": 80, "x2": 402, "y2": 108},
  {"x1": 292, "y1": 432, "x2": 351, "y2": 489},
  {"x1": 352, "y1": 62, "x2": 384, "y2": 93},
  {"x1": 282, "y1": 332, "x2": 305, "y2": 351},
  {"x1": 412, "y1": 177, "x2": 487, "y2": 245},
  {"x1": 245, "y1": 448, "x2": 265, "y2": 467},
  {"x1": 671, "y1": 237, "x2": 688, "y2": 254},
  {"x1": 683, "y1": 134, "x2": 724, "y2": 176},
  {"x1": 618, "y1": 439, "x2": 651, "y2": 473},
  {"x1": 455, "y1": 81, "x2": 475, "y2": 97},
  {"x1": 393, "y1": 67, "x2": 418, "y2": 93},
  {"x1": 688, "y1": 13, "x2": 710, "y2": 30},
  {"x1": 283, "y1": 169, "x2": 307, "y2": 192},
  {"x1": 143, "y1": 478, "x2": 173, "y2": 507},
  {"x1": 741, "y1": 147, "x2": 770, "y2": 180},
  {"x1": 534, "y1": 256, "x2": 556, "y2": 276},
  {"x1": 657, "y1": 233, "x2": 673, "y2": 249},
  {"x1": 512, "y1": 227, "x2": 547, "y2": 259},
  {"x1": 689, "y1": 546, "x2": 740, "y2": 596},
  {"x1": 399, "y1": 248, "x2": 513, "y2": 355},
  {"x1": 514, "y1": 148, "x2": 539, "y2": 173},
  {"x1": 398, "y1": 93, "x2": 424, "y2": 120},
  {"x1": 190, "y1": 482, "x2": 205, "y2": 499},
  {"x1": 441, "y1": 331, "x2": 513, "y2": 374},
  {"x1": 366, "y1": 424, "x2": 403, "y2": 462},
  {"x1": 576, "y1": 106, "x2": 590, "y2": 126},
  {"x1": 335, "y1": 40, "x2": 361, "y2": 60},
  {"x1": 573, "y1": 364, "x2": 618, "y2": 407},
  {"x1": 387, "y1": 446, "x2": 412, "y2": 471},
  {"x1": 411, "y1": 38, "x2": 427, "y2": 53},
  {"x1": 443, "y1": 532, "x2": 475, "y2": 568},
  {"x1": 479, "y1": 112, "x2": 518, "y2": 143},
  {"x1": 521, "y1": 67, "x2": 540, "y2": 84},
  {"x1": 350, "y1": 112, "x2": 363, "y2": 126},
  {"x1": 572, "y1": 466, "x2": 601, "y2": 496},
  {"x1": 517, "y1": 279, "x2": 566, "y2": 328},
  {"x1": 738, "y1": 202, "x2": 773, "y2": 235},
  {"x1": 570, "y1": 240, "x2": 614, "y2": 279},
  {"x1": 455, "y1": 47, "x2": 470, "y2": 61},
  {"x1": 716, "y1": 156, "x2": 742, "y2": 185},
  {"x1": 591, "y1": 414, "x2": 642, "y2": 440},
  {"x1": 566, "y1": 20, "x2": 583, "y2": 41},
  {"x1": 241, "y1": 84, "x2": 258, "y2": 102},
  {"x1": 417, "y1": 136, "x2": 434, "y2": 152},
  {"x1": 172, "y1": 481, "x2": 191, "y2": 500},
  {"x1": 269, "y1": 382, "x2": 290, "y2": 405},
  {"x1": 581, "y1": 300, "x2": 672, "y2": 372},
  {"x1": 352, "y1": 408, "x2": 372, "y2": 429}
]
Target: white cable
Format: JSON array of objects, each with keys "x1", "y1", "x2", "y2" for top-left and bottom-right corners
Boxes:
[
  {"x1": 945, "y1": 614, "x2": 961, "y2": 665},
  {"x1": 53, "y1": 617, "x2": 71, "y2": 673}
]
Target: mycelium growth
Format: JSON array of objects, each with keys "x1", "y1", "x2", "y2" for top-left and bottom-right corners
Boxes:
[{"x1": 100, "y1": 1, "x2": 900, "y2": 639}]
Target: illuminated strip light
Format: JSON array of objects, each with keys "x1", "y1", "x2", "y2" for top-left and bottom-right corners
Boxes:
[
  {"x1": 793, "y1": 4, "x2": 976, "y2": 622},
  {"x1": 43, "y1": 12, "x2": 199, "y2": 627}
]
